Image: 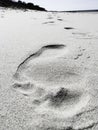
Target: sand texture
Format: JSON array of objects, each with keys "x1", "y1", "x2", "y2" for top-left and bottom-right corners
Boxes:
[{"x1": 0, "y1": 8, "x2": 98, "y2": 130}]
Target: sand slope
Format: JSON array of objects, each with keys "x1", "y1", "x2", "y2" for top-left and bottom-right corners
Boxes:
[{"x1": 0, "y1": 8, "x2": 98, "y2": 130}]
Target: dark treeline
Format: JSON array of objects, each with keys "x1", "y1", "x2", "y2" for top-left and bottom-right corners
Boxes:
[{"x1": 0, "y1": 0, "x2": 46, "y2": 11}]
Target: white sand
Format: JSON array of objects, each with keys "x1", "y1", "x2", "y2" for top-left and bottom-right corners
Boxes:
[{"x1": 0, "y1": 8, "x2": 98, "y2": 130}]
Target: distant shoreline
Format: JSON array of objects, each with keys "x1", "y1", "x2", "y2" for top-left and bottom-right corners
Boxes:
[{"x1": 48, "y1": 9, "x2": 98, "y2": 13}]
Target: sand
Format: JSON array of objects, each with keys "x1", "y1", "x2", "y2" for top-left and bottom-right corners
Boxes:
[{"x1": 0, "y1": 8, "x2": 98, "y2": 130}]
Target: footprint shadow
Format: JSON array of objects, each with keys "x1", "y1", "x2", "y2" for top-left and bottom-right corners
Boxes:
[
  {"x1": 50, "y1": 88, "x2": 79, "y2": 107},
  {"x1": 35, "y1": 87, "x2": 90, "y2": 118},
  {"x1": 64, "y1": 27, "x2": 74, "y2": 30}
]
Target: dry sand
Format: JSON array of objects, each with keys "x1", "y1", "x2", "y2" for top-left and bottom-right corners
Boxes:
[{"x1": 0, "y1": 8, "x2": 98, "y2": 130}]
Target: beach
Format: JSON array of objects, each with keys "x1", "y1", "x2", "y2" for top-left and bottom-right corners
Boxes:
[{"x1": 0, "y1": 8, "x2": 98, "y2": 130}]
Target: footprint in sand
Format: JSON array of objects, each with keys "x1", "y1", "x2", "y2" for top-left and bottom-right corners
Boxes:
[
  {"x1": 72, "y1": 32, "x2": 91, "y2": 39},
  {"x1": 42, "y1": 21, "x2": 55, "y2": 24},
  {"x1": 12, "y1": 43, "x2": 90, "y2": 118},
  {"x1": 64, "y1": 27, "x2": 74, "y2": 30},
  {"x1": 57, "y1": 18, "x2": 63, "y2": 21}
]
